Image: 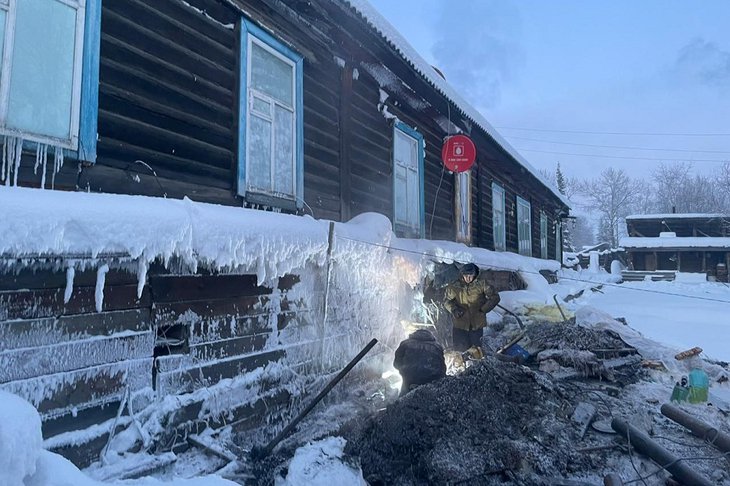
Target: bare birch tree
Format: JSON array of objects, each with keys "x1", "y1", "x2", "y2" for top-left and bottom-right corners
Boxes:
[
  {"x1": 651, "y1": 162, "x2": 720, "y2": 213},
  {"x1": 579, "y1": 168, "x2": 644, "y2": 247}
]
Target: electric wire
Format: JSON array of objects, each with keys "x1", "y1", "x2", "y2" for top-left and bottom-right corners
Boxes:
[
  {"x1": 335, "y1": 234, "x2": 730, "y2": 305},
  {"x1": 495, "y1": 126, "x2": 730, "y2": 137},
  {"x1": 514, "y1": 148, "x2": 730, "y2": 163},
  {"x1": 503, "y1": 136, "x2": 730, "y2": 155},
  {"x1": 623, "y1": 450, "x2": 730, "y2": 485}
]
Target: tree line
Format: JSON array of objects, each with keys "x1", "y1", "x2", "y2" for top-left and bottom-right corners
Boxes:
[{"x1": 541, "y1": 161, "x2": 730, "y2": 251}]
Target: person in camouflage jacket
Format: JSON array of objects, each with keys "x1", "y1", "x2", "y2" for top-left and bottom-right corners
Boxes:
[
  {"x1": 444, "y1": 263, "x2": 500, "y2": 352},
  {"x1": 393, "y1": 329, "x2": 446, "y2": 397}
]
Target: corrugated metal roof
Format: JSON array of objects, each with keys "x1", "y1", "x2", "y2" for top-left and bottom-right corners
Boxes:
[{"x1": 341, "y1": 0, "x2": 570, "y2": 208}]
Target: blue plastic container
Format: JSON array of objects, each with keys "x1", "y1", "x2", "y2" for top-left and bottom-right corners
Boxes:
[{"x1": 504, "y1": 343, "x2": 530, "y2": 362}]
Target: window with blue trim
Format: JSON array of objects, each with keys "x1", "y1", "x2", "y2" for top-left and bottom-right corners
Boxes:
[
  {"x1": 540, "y1": 211, "x2": 548, "y2": 259},
  {"x1": 492, "y1": 182, "x2": 506, "y2": 251},
  {"x1": 239, "y1": 19, "x2": 303, "y2": 209},
  {"x1": 393, "y1": 121, "x2": 424, "y2": 238},
  {"x1": 0, "y1": 0, "x2": 98, "y2": 155},
  {"x1": 517, "y1": 196, "x2": 532, "y2": 256}
]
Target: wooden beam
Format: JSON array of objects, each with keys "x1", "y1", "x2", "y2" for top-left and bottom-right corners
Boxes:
[{"x1": 339, "y1": 63, "x2": 353, "y2": 222}]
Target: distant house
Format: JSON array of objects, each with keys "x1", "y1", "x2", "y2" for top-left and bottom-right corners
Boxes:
[
  {"x1": 573, "y1": 242, "x2": 625, "y2": 272},
  {"x1": 620, "y1": 213, "x2": 730, "y2": 281},
  {"x1": 0, "y1": 0, "x2": 569, "y2": 467}
]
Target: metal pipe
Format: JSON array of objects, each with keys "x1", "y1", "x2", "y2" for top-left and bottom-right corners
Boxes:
[
  {"x1": 661, "y1": 403, "x2": 730, "y2": 454},
  {"x1": 496, "y1": 303, "x2": 525, "y2": 330},
  {"x1": 611, "y1": 418, "x2": 714, "y2": 486},
  {"x1": 251, "y1": 338, "x2": 378, "y2": 459},
  {"x1": 553, "y1": 294, "x2": 569, "y2": 323}
]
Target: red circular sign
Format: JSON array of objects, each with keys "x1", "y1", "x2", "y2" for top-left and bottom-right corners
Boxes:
[{"x1": 441, "y1": 135, "x2": 476, "y2": 172}]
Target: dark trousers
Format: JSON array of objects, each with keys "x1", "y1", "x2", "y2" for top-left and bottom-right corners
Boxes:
[{"x1": 453, "y1": 328, "x2": 483, "y2": 352}]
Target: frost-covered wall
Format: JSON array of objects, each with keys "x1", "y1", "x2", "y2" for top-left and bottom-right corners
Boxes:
[{"x1": 0, "y1": 187, "x2": 559, "y2": 466}]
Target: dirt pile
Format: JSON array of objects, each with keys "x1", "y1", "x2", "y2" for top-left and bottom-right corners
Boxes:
[{"x1": 344, "y1": 358, "x2": 598, "y2": 485}]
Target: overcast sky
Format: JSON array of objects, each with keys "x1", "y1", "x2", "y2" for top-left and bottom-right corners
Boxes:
[{"x1": 367, "y1": 0, "x2": 730, "y2": 181}]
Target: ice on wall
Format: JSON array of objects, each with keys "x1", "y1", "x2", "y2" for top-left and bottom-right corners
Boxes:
[
  {"x1": 0, "y1": 358, "x2": 152, "y2": 419},
  {"x1": 95, "y1": 264, "x2": 109, "y2": 312},
  {"x1": 64, "y1": 265, "x2": 75, "y2": 304},
  {"x1": 0, "y1": 331, "x2": 155, "y2": 383}
]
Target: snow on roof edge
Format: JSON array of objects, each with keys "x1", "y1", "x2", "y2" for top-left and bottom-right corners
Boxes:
[
  {"x1": 340, "y1": 0, "x2": 570, "y2": 209},
  {"x1": 626, "y1": 213, "x2": 728, "y2": 220},
  {"x1": 620, "y1": 236, "x2": 730, "y2": 249}
]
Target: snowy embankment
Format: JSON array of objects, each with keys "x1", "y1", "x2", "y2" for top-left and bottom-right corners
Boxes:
[{"x1": 0, "y1": 391, "x2": 236, "y2": 486}]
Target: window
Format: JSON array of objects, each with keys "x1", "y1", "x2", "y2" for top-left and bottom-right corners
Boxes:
[
  {"x1": 492, "y1": 182, "x2": 505, "y2": 251},
  {"x1": 0, "y1": 0, "x2": 99, "y2": 155},
  {"x1": 516, "y1": 196, "x2": 532, "y2": 256},
  {"x1": 540, "y1": 211, "x2": 548, "y2": 259},
  {"x1": 455, "y1": 171, "x2": 471, "y2": 243},
  {"x1": 393, "y1": 121, "x2": 424, "y2": 237},
  {"x1": 238, "y1": 19, "x2": 303, "y2": 209},
  {"x1": 555, "y1": 220, "x2": 562, "y2": 260}
]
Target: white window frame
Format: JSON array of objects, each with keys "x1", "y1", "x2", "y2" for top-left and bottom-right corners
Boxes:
[
  {"x1": 540, "y1": 211, "x2": 548, "y2": 259},
  {"x1": 245, "y1": 35, "x2": 296, "y2": 199},
  {"x1": 0, "y1": 0, "x2": 86, "y2": 149},
  {"x1": 555, "y1": 220, "x2": 562, "y2": 260},
  {"x1": 492, "y1": 182, "x2": 506, "y2": 251},
  {"x1": 517, "y1": 196, "x2": 532, "y2": 256},
  {"x1": 455, "y1": 171, "x2": 472, "y2": 243}
]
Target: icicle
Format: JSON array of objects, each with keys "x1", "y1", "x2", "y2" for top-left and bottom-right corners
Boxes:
[
  {"x1": 5, "y1": 135, "x2": 16, "y2": 186},
  {"x1": 136, "y1": 258, "x2": 147, "y2": 299},
  {"x1": 1, "y1": 136, "x2": 6, "y2": 183},
  {"x1": 34, "y1": 143, "x2": 41, "y2": 174},
  {"x1": 51, "y1": 145, "x2": 63, "y2": 189},
  {"x1": 64, "y1": 265, "x2": 75, "y2": 304},
  {"x1": 95, "y1": 264, "x2": 109, "y2": 312},
  {"x1": 12, "y1": 137, "x2": 22, "y2": 186},
  {"x1": 40, "y1": 144, "x2": 48, "y2": 189}
]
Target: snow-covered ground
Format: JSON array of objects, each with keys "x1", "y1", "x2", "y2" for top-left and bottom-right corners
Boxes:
[{"x1": 553, "y1": 269, "x2": 730, "y2": 362}]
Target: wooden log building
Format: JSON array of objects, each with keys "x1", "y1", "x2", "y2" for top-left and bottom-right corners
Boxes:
[
  {"x1": 621, "y1": 213, "x2": 730, "y2": 282},
  {"x1": 0, "y1": 0, "x2": 569, "y2": 466}
]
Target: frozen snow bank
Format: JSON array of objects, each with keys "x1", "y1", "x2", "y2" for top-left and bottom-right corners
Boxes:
[
  {"x1": 0, "y1": 187, "x2": 329, "y2": 285},
  {"x1": 0, "y1": 391, "x2": 237, "y2": 486},
  {"x1": 276, "y1": 437, "x2": 366, "y2": 486},
  {"x1": 0, "y1": 390, "x2": 42, "y2": 486},
  {"x1": 0, "y1": 186, "x2": 558, "y2": 294}
]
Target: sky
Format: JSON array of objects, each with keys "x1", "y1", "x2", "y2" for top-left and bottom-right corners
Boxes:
[{"x1": 367, "y1": 0, "x2": 730, "y2": 181}]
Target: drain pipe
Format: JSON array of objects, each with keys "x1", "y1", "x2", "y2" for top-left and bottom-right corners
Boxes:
[
  {"x1": 611, "y1": 418, "x2": 714, "y2": 486},
  {"x1": 661, "y1": 403, "x2": 730, "y2": 454}
]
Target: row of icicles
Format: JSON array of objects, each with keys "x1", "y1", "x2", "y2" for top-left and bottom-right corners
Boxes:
[{"x1": 1, "y1": 136, "x2": 65, "y2": 188}]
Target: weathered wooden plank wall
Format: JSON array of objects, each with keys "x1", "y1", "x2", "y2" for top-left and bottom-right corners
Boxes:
[{"x1": 0, "y1": 266, "x2": 154, "y2": 468}]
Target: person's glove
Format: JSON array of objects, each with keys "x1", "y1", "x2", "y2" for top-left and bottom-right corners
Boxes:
[{"x1": 452, "y1": 306, "x2": 465, "y2": 318}]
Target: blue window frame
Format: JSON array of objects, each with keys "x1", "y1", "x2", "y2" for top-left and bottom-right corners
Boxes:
[
  {"x1": 0, "y1": 0, "x2": 99, "y2": 161},
  {"x1": 516, "y1": 196, "x2": 532, "y2": 256},
  {"x1": 491, "y1": 182, "x2": 506, "y2": 251},
  {"x1": 238, "y1": 18, "x2": 304, "y2": 209},
  {"x1": 540, "y1": 211, "x2": 548, "y2": 259},
  {"x1": 392, "y1": 121, "x2": 424, "y2": 238}
]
